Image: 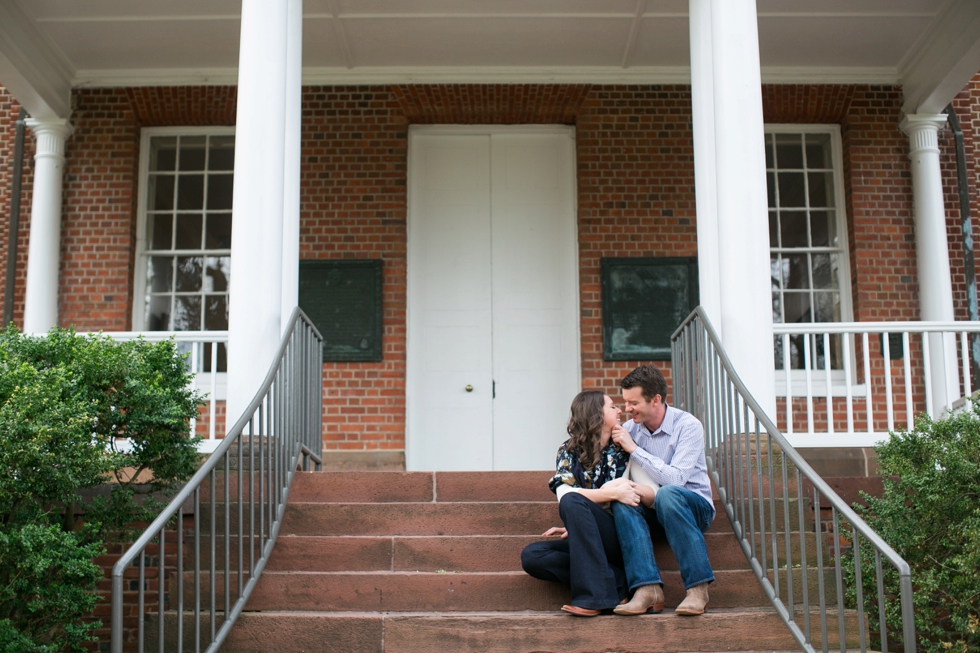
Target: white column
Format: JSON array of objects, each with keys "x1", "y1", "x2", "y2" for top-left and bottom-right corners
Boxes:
[
  {"x1": 688, "y1": 0, "x2": 721, "y2": 333},
  {"x1": 707, "y1": 0, "x2": 776, "y2": 417},
  {"x1": 227, "y1": 0, "x2": 289, "y2": 420},
  {"x1": 901, "y1": 114, "x2": 959, "y2": 414},
  {"x1": 23, "y1": 118, "x2": 72, "y2": 333},
  {"x1": 281, "y1": 0, "x2": 303, "y2": 333}
]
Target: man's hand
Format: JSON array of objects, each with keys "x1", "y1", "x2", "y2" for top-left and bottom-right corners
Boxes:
[
  {"x1": 607, "y1": 480, "x2": 641, "y2": 507},
  {"x1": 541, "y1": 526, "x2": 568, "y2": 539},
  {"x1": 611, "y1": 423, "x2": 637, "y2": 454}
]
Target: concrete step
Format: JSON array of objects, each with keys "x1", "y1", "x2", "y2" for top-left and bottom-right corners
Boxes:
[
  {"x1": 275, "y1": 501, "x2": 743, "y2": 537},
  {"x1": 231, "y1": 569, "x2": 769, "y2": 612},
  {"x1": 213, "y1": 608, "x2": 858, "y2": 653}
]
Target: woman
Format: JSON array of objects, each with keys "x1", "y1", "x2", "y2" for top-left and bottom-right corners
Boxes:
[{"x1": 520, "y1": 390, "x2": 642, "y2": 616}]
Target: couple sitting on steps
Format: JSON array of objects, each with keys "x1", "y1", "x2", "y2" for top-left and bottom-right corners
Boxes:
[{"x1": 521, "y1": 364, "x2": 715, "y2": 617}]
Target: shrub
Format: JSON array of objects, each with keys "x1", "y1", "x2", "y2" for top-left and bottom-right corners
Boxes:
[
  {"x1": 846, "y1": 403, "x2": 980, "y2": 653},
  {"x1": 0, "y1": 327, "x2": 205, "y2": 651}
]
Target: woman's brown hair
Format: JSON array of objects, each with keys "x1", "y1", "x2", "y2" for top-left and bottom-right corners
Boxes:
[{"x1": 566, "y1": 390, "x2": 607, "y2": 471}]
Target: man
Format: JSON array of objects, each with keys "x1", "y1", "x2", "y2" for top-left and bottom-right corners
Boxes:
[{"x1": 609, "y1": 364, "x2": 715, "y2": 616}]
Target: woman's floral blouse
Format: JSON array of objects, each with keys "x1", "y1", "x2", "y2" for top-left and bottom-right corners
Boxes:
[{"x1": 548, "y1": 439, "x2": 628, "y2": 494}]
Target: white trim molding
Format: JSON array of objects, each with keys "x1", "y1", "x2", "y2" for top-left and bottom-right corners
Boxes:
[{"x1": 72, "y1": 65, "x2": 901, "y2": 89}]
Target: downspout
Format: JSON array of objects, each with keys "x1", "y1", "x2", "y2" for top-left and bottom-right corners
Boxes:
[
  {"x1": 3, "y1": 108, "x2": 27, "y2": 326},
  {"x1": 944, "y1": 103, "x2": 980, "y2": 385}
]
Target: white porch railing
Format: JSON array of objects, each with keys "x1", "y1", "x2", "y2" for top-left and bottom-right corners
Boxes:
[
  {"x1": 80, "y1": 330, "x2": 229, "y2": 451},
  {"x1": 772, "y1": 321, "x2": 980, "y2": 447}
]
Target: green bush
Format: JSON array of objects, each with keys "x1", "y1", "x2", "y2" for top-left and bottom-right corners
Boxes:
[
  {"x1": 846, "y1": 403, "x2": 980, "y2": 653},
  {"x1": 0, "y1": 327, "x2": 205, "y2": 651}
]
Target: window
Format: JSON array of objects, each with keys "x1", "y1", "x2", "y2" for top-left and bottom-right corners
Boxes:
[
  {"x1": 135, "y1": 128, "x2": 235, "y2": 370},
  {"x1": 766, "y1": 125, "x2": 851, "y2": 376}
]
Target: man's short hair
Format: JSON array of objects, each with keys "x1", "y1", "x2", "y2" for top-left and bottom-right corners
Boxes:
[{"x1": 620, "y1": 364, "x2": 668, "y2": 403}]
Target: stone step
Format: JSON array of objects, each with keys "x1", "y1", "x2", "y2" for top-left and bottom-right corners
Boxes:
[
  {"x1": 186, "y1": 527, "x2": 783, "y2": 573},
  {"x1": 230, "y1": 569, "x2": 770, "y2": 612},
  {"x1": 213, "y1": 608, "x2": 858, "y2": 653}
]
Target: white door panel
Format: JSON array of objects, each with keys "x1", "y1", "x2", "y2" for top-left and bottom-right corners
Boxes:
[
  {"x1": 408, "y1": 135, "x2": 493, "y2": 471},
  {"x1": 408, "y1": 128, "x2": 579, "y2": 471},
  {"x1": 491, "y1": 134, "x2": 579, "y2": 470}
]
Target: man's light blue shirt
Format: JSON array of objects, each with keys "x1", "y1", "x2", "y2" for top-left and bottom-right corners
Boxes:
[{"x1": 624, "y1": 404, "x2": 714, "y2": 513}]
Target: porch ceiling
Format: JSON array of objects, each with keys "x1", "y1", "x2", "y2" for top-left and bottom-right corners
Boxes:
[{"x1": 2, "y1": 0, "x2": 979, "y2": 119}]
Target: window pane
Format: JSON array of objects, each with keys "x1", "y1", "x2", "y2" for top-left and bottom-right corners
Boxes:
[
  {"x1": 146, "y1": 295, "x2": 171, "y2": 330},
  {"x1": 207, "y1": 174, "x2": 234, "y2": 210},
  {"x1": 205, "y1": 214, "x2": 232, "y2": 249},
  {"x1": 205, "y1": 295, "x2": 228, "y2": 330},
  {"x1": 805, "y1": 133, "x2": 831, "y2": 169},
  {"x1": 783, "y1": 292, "x2": 812, "y2": 323},
  {"x1": 149, "y1": 175, "x2": 175, "y2": 211},
  {"x1": 149, "y1": 214, "x2": 173, "y2": 250},
  {"x1": 771, "y1": 256, "x2": 782, "y2": 290},
  {"x1": 765, "y1": 134, "x2": 774, "y2": 168},
  {"x1": 814, "y1": 291, "x2": 841, "y2": 322},
  {"x1": 147, "y1": 257, "x2": 173, "y2": 293},
  {"x1": 775, "y1": 133, "x2": 803, "y2": 169},
  {"x1": 205, "y1": 256, "x2": 230, "y2": 292},
  {"x1": 173, "y1": 295, "x2": 202, "y2": 330},
  {"x1": 784, "y1": 254, "x2": 810, "y2": 289},
  {"x1": 769, "y1": 212, "x2": 778, "y2": 247},
  {"x1": 812, "y1": 253, "x2": 839, "y2": 289},
  {"x1": 179, "y1": 136, "x2": 207, "y2": 171},
  {"x1": 777, "y1": 172, "x2": 806, "y2": 207},
  {"x1": 808, "y1": 171, "x2": 834, "y2": 207},
  {"x1": 779, "y1": 211, "x2": 807, "y2": 248},
  {"x1": 772, "y1": 293, "x2": 782, "y2": 322},
  {"x1": 150, "y1": 137, "x2": 177, "y2": 172},
  {"x1": 175, "y1": 256, "x2": 203, "y2": 291},
  {"x1": 809, "y1": 210, "x2": 836, "y2": 247},
  {"x1": 767, "y1": 172, "x2": 776, "y2": 207},
  {"x1": 175, "y1": 214, "x2": 203, "y2": 249},
  {"x1": 209, "y1": 136, "x2": 235, "y2": 170},
  {"x1": 177, "y1": 175, "x2": 205, "y2": 210}
]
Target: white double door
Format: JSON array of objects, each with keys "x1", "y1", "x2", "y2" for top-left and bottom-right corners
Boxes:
[{"x1": 407, "y1": 126, "x2": 580, "y2": 471}]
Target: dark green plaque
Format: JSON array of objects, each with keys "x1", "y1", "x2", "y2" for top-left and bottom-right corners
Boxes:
[
  {"x1": 299, "y1": 259, "x2": 383, "y2": 362},
  {"x1": 602, "y1": 257, "x2": 699, "y2": 361}
]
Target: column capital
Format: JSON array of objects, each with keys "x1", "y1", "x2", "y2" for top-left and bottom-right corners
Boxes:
[
  {"x1": 900, "y1": 113, "x2": 947, "y2": 156},
  {"x1": 24, "y1": 118, "x2": 73, "y2": 159}
]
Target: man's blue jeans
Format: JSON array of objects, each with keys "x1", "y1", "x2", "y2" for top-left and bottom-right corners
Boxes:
[{"x1": 611, "y1": 484, "x2": 715, "y2": 591}]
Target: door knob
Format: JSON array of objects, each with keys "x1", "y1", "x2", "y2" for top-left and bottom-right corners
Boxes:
[{"x1": 465, "y1": 385, "x2": 474, "y2": 392}]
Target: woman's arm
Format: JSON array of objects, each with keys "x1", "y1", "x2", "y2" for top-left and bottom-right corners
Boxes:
[{"x1": 566, "y1": 477, "x2": 641, "y2": 506}]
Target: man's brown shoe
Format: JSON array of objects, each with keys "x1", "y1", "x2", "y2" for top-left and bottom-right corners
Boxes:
[
  {"x1": 613, "y1": 584, "x2": 665, "y2": 615},
  {"x1": 561, "y1": 605, "x2": 600, "y2": 617},
  {"x1": 674, "y1": 583, "x2": 709, "y2": 616}
]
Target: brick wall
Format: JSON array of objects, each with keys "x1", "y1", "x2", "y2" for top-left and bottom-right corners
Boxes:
[
  {"x1": 0, "y1": 86, "x2": 34, "y2": 324},
  {"x1": 940, "y1": 79, "x2": 980, "y2": 322},
  {"x1": 300, "y1": 86, "x2": 408, "y2": 452},
  {"x1": 3, "y1": 79, "x2": 980, "y2": 455}
]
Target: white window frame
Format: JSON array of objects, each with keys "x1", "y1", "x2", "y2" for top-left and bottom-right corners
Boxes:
[
  {"x1": 133, "y1": 126, "x2": 236, "y2": 399},
  {"x1": 765, "y1": 124, "x2": 858, "y2": 397}
]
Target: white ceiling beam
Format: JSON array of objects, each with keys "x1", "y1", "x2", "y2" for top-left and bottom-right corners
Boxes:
[
  {"x1": 324, "y1": 0, "x2": 354, "y2": 69},
  {"x1": 73, "y1": 65, "x2": 898, "y2": 88},
  {"x1": 0, "y1": 1, "x2": 73, "y2": 119},
  {"x1": 899, "y1": 0, "x2": 980, "y2": 114},
  {"x1": 620, "y1": 0, "x2": 648, "y2": 69}
]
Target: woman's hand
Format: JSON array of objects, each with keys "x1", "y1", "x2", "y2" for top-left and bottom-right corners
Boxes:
[
  {"x1": 541, "y1": 526, "x2": 568, "y2": 539},
  {"x1": 605, "y1": 478, "x2": 641, "y2": 506}
]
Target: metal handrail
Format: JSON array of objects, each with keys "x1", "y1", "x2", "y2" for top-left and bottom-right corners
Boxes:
[
  {"x1": 110, "y1": 307, "x2": 323, "y2": 653},
  {"x1": 672, "y1": 307, "x2": 916, "y2": 653}
]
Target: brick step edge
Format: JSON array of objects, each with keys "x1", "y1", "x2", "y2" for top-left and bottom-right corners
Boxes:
[{"x1": 214, "y1": 608, "x2": 859, "y2": 653}]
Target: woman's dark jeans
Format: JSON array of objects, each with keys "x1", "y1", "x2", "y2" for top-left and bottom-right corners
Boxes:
[{"x1": 520, "y1": 492, "x2": 628, "y2": 610}]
